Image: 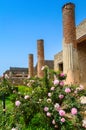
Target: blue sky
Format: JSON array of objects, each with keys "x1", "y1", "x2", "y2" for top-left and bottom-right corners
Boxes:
[{"x1": 0, "y1": 0, "x2": 86, "y2": 76}]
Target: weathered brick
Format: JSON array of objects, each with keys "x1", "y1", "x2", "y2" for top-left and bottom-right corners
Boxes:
[
  {"x1": 37, "y1": 39, "x2": 44, "y2": 78},
  {"x1": 29, "y1": 54, "x2": 34, "y2": 77},
  {"x1": 62, "y1": 3, "x2": 77, "y2": 48}
]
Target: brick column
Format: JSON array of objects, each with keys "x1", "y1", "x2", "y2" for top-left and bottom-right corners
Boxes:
[
  {"x1": 37, "y1": 39, "x2": 44, "y2": 78},
  {"x1": 62, "y1": 3, "x2": 80, "y2": 84},
  {"x1": 28, "y1": 54, "x2": 34, "y2": 77}
]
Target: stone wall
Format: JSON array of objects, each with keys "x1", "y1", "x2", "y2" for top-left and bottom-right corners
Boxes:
[
  {"x1": 44, "y1": 60, "x2": 54, "y2": 69},
  {"x1": 78, "y1": 41, "x2": 86, "y2": 87},
  {"x1": 34, "y1": 60, "x2": 54, "y2": 75},
  {"x1": 4, "y1": 67, "x2": 28, "y2": 78},
  {"x1": 76, "y1": 19, "x2": 86, "y2": 39},
  {"x1": 9, "y1": 77, "x2": 26, "y2": 86},
  {"x1": 54, "y1": 51, "x2": 63, "y2": 71}
]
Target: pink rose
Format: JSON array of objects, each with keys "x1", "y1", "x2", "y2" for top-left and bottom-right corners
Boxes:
[
  {"x1": 79, "y1": 84, "x2": 84, "y2": 90},
  {"x1": 48, "y1": 93, "x2": 51, "y2": 97},
  {"x1": 15, "y1": 100, "x2": 21, "y2": 107},
  {"x1": 54, "y1": 103, "x2": 60, "y2": 110},
  {"x1": 82, "y1": 119, "x2": 86, "y2": 128},
  {"x1": 61, "y1": 118, "x2": 65, "y2": 122},
  {"x1": 71, "y1": 108, "x2": 77, "y2": 115},
  {"x1": 44, "y1": 107, "x2": 49, "y2": 112},
  {"x1": 54, "y1": 125, "x2": 58, "y2": 128},
  {"x1": 52, "y1": 119, "x2": 56, "y2": 125},
  {"x1": 59, "y1": 94, "x2": 64, "y2": 99},
  {"x1": 60, "y1": 73, "x2": 64, "y2": 77},
  {"x1": 11, "y1": 128, "x2": 17, "y2": 130},
  {"x1": 65, "y1": 88, "x2": 71, "y2": 93},
  {"x1": 60, "y1": 81, "x2": 64, "y2": 86},
  {"x1": 51, "y1": 87, "x2": 55, "y2": 91},
  {"x1": 59, "y1": 110, "x2": 65, "y2": 116},
  {"x1": 53, "y1": 79, "x2": 59, "y2": 85},
  {"x1": 24, "y1": 95, "x2": 30, "y2": 99},
  {"x1": 74, "y1": 90, "x2": 77, "y2": 94},
  {"x1": 46, "y1": 112, "x2": 51, "y2": 117}
]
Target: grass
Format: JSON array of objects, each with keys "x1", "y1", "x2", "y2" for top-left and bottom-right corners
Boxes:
[{"x1": 0, "y1": 97, "x2": 13, "y2": 113}]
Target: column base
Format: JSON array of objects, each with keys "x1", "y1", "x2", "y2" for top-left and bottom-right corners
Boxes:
[{"x1": 65, "y1": 69, "x2": 80, "y2": 85}]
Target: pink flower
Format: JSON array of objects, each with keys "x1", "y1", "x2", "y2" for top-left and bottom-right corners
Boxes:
[
  {"x1": 59, "y1": 94, "x2": 64, "y2": 99},
  {"x1": 82, "y1": 119, "x2": 86, "y2": 128},
  {"x1": 54, "y1": 125, "x2": 58, "y2": 128},
  {"x1": 51, "y1": 87, "x2": 55, "y2": 91},
  {"x1": 71, "y1": 108, "x2": 77, "y2": 115},
  {"x1": 48, "y1": 92, "x2": 51, "y2": 97},
  {"x1": 46, "y1": 112, "x2": 51, "y2": 117},
  {"x1": 54, "y1": 103, "x2": 60, "y2": 110},
  {"x1": 74, "y1": 90, "x2": 77, "y2": 94},
  {"x1": 61, "y1": 118, "x2": 65, "y2": 122},
  {"x1": 44, "y1": 107, "x2": 49, "y2": 112},
  {"x1": 59, "y1": 110, "x2": 65, "y2": 116},
  {"x1": 11, "y1": 128, "x2": 17, "y2": 130},
  {"x1": 60, "y1": 81, "x2": 64, "y2": 86},
  {"x1": 60, "y1": 73, "x2": 65, "y2": 77},
  {"x1": 65, "y1": 88, "x2": 71, "y2": 93},
  {"x1": 79, "y1": 84, "x2": 84, "y2": 90},
  {"x1": 52, "y1": 119, "x2": 56, "y2": 125},
  {"x1": 24, "y1": 95, "x2": 30, "y2": 99},
  {"x1": 15, "y1": 100, "x2": 21, "y2": 107},
  {"x1": 53, "y1": 79, "x2": 59, "y2": 85}
]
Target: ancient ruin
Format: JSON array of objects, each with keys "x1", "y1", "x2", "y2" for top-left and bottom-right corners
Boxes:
[
  {"x1": 54, "y1": 3, "x2": 86, "y2": 86},
  {"x1": 4, "y1": 2, "x2": 86, "y2": 87},
  {"x1": 37, "y1": 39, "x2": 45, "y2": 78},
  {"x1": 28, "y1": 54, "x2": 34, "y2": 77}
]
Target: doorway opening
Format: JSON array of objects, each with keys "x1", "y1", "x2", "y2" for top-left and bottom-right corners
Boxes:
[{"x1": 58, "y1": 62, "x2": 63, "y2": 72}]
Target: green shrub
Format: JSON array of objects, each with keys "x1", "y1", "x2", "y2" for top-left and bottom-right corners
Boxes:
[
  {"x1": 29, "y1": 112, "x2": 53, "y2": 129},
  {"x1": 18, "y1": 85, "x2": 33, "y2": 95},
  {"x1": 0, "y1": 66, "x2": 86, "y2": 130}
]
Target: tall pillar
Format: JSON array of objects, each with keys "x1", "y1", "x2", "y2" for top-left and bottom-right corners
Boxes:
[
  {"x1": 62, "y1": 3, "x2": 80, "y2": 84},
  {"x1": 37, "y1": 39, "x2": 44, "y2": 78},
  {"x1": 28, "y1": 54, "x2": 34, "y2": 77}
]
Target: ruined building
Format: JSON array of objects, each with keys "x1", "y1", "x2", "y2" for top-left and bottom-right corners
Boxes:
[
  {"x1": 54, "y1": 3, "x2": 86, "y2": 86},
  {"x1": 4, "y1": 39, "x2": 54, "y2": 78},
  {"x1": 4, "y1": 2, "x2": 86, "y2": 87}
]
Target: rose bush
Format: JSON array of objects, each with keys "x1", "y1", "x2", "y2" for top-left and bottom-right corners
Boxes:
[
  {"x1": 0, "y1": 66, "x2": 86, "y2": 130},
  {"x1": 42, "y1": 66, "x2": 86, "y2": 130}
]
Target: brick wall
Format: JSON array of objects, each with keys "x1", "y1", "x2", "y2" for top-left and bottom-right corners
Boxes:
[{"x1": 62, "y1": 3, "x2": 76, "y2": 48}]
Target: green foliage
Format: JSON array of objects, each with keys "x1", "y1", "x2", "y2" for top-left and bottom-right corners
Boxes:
[
  {"x1": 18, "y1": 85, "x2": 33, "y2": 95},
  {"x1": 0, "y1": 77, "x2": 18, "y2": 98},
  {"x1": 29, "y1": 112, "x2": 54, "y2": 130},
  {"x1": 0, "y1": 67, "x2": 86, "y2": 130}
]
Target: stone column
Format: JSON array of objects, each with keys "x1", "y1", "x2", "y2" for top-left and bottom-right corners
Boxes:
[
  {"x1": 37, "y1": 39, "x2": 44, "y2": 78},
  {"x1": 62, "y1": 3, "x2": 80, "y2": 84},
  {"x1": 28, "y1": 54, "x2": 34, "y2": 77}
]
